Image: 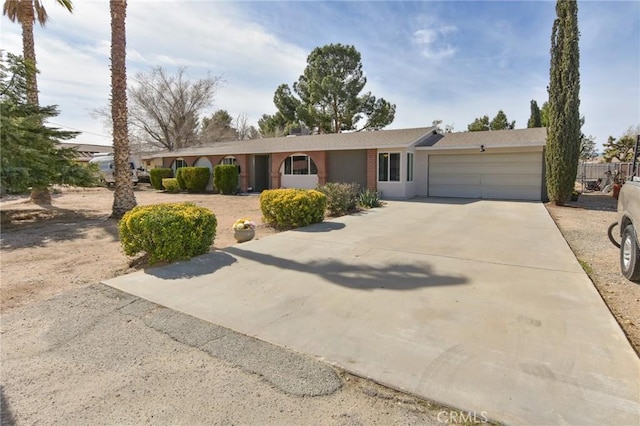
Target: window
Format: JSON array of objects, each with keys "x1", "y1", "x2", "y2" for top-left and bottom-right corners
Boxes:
[
  {"x1": 378, "y1": 152, "x2": 400, "y2": 182},
  {"x1": 172, "y1": 158, "x2": 187, "y2": 171},
  {"x1": 220, "y1": 157, "x2": 241, "y2": 173},
  {"x1": 283, "y1": 155, "x2": 317, "y2": 175},
  {"x1": 407, "y1": 152, "x2": 414, "y2": 182}
]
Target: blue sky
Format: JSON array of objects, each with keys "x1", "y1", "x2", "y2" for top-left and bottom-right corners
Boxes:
[{"x1": 1, "y1": 1, "x2": 638, "y2": 149}]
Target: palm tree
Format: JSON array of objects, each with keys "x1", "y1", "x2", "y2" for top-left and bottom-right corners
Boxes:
[
  {"x1": 3, "y1": 0, "x2": 73, "y2": 204},
  {"x1": 109, "y1": 0, "x2": 136, "y2": 218},
  {"x1": 3, "y1": 0, "x2": 73, "y2": 106}
]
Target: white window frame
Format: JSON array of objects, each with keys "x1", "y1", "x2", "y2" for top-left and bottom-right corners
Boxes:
[
  {"x1": 378, "y1": 152, "x2": 401, "y2": 182},
  {"x1": 283, "y1": 154, "x2": 318, "y2": 176},
  {"x1": 407, "y1": 152, "x2": 414, "y2": 182},
  {"x1": 172, "y1": 158, "x2": 187, "y2": 172}
]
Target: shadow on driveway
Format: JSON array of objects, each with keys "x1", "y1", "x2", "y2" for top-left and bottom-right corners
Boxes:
[
  {"x1": 224, "y1": 246, "x2": 468, "y2": 290},
  {"x1": 291, "y1": 222, "x2": 346, "y2": 233},
  {"x1": 145, "y1": 252, "x2": 237, "y2": 280}
]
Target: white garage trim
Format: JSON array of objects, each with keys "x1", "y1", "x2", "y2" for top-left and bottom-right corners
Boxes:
[{"x1": 428, "y1": 152, "x2": 543, "y2": 201}]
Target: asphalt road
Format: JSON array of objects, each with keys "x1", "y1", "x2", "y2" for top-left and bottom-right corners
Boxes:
[{"x1": 1, "y1": 284, "x2": 459, "y2": 425}]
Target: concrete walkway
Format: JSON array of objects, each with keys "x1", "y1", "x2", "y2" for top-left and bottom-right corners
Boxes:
[{"x1": 105, "y1": 199, "x2": 640, "y2": 425}]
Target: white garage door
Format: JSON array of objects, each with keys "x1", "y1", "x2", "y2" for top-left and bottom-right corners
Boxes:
[{"x1": 428, "y1": 152, "x2": 543, "y2": 200}]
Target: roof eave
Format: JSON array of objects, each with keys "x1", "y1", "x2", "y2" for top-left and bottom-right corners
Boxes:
[{"x1": 415, "y1": 142, "x2": 546, "y2": 151}]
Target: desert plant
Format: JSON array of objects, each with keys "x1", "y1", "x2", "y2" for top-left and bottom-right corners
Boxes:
[
  {"x1": 162, "y1": 178, "x2": 180, "y2": 193},
  {"x1": 317, "y1": 182, "x2": 360, "y2": 216},
  {"x1": 359, "y1": 188, "x2": 381, "y2": 208},
  {"x1": 260, "y1": 188, "x2": 326, "y2": 229},
  {"x1": 149, "y1": 168, "x2": 173, "y2": 190},
  {"x1": 176, "y1": 167, "x2": 210, "y2": 192},
  {"x1": 118, "y1": 202, "x2": 217, "y2": 265},
  {"x1": 213, "y1": 164, "x2": 239, "y2": 194}
]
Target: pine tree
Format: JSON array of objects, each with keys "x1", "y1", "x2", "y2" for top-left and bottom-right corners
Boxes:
[{"x1": 545, "y1": 0, "x2": 580, "y2": 206}]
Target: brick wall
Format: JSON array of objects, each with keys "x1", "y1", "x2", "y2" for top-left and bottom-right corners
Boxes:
[
  {"x1": 270, "y1": 151, "x2": 327, "y2": 189},
  {"x1": 366, "y1": 149, "x2": 377, "y2": 191}
]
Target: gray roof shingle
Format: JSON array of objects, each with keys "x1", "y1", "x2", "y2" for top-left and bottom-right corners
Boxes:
[
  {"x1": 418, "y1": 128, "x2": 547, "y2": 149},
  {"x1": 149, "y1": 126, "x2": 437, "y2": 158}
]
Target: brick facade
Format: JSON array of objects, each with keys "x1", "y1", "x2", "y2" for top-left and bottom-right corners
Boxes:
[
  {"x1": 366, "y1": 149, "x2": 378, "y2": 191},
  {"x1": 160, "y1": 149, "x2": 367, "y2": 192},
  {"x1": 270, "y1": 151, "x2": 327, "y2": 189}
]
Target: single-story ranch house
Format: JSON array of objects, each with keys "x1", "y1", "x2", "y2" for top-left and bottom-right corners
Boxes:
[{"x1": 144, "y1": 126, "x2": 548, "y2": 201}]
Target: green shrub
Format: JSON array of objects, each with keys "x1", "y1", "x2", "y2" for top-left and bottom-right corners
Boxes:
[
  {"x1": 162, "y1": 178, "x2": 180, "y2": 193},
  {"x1": 149, "y1": 168, "x2": 173, "y2": 190},
  {"x1": 119, "y1": 202, "x2": 217, "y2": 265},
  {"x1": 176, "y1": 167, "x2": 210, "y2": 192},
  {"x1": 317, "y1": 182, "x2": 360, "y2": 216},
  {"x1": 213, "y1": 164, "x2": 239, "y2": 194},
  {"x1": 175, "y1": 167, "x2": 186, "y2": 189},
  {"x1": 260, "y1": 188, "x2": 326, "y2": 229},
  {"x1": 359, "y1": 188, "x2": 381, "y2": 208}
]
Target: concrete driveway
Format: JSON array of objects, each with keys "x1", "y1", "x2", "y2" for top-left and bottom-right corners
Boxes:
[{"x1": 105, "y1": 199, "x2": 640, "y2": 425}]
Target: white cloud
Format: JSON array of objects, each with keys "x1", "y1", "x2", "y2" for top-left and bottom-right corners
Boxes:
[
  {"x1": 412, "y1": 25, "x2": 457, "y2": 60},
  {"x1": 1, "y1": 1, "x2": 637, "y2": 149},
  {"x1": 0, "y1": 1, "x2": 308, "y2": 145}
]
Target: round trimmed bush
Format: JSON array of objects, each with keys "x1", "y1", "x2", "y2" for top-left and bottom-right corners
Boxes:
[
  {"x1": 260, "y1": 188, "x2": 326, "y2": 229},
  {"x1": 162, "y1": 178, "x2": 180, "y2": 193},
  {"x1": 119, "y1": 202, "x2": 217, "y2": 265}
]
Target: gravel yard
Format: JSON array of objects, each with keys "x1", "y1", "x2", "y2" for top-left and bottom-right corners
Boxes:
[{"x1": 546, "y1": 191, "x2": 640, "y2": 355}]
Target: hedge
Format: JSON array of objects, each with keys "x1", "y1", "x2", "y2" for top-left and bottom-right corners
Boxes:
[
  {"x1": 176, "y1": 167, "x2": 210, "y2": 192},
  {"x1": 213, "y1": 164, "x2": 238, "y2": 194},
  {"x1": 149, "y1": 168, "x2": 173, "y2": 190}
]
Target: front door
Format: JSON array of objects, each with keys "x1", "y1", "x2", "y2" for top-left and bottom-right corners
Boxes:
[{"x1": 254, "y1": 155, "x2": 270, "y2": 192}]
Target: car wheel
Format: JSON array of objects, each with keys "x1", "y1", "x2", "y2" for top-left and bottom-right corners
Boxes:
[{"x1": 620, "y1": 225, "x2": 640, "y2": 282}]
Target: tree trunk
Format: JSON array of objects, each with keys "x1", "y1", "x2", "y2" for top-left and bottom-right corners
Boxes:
[
  {"x1": 20, "y1": 0, "x2": 39, "y2": 107},
  {"x1": 19, "y1": 0, "x2": 52, "y2": 203},
  {"x1": 30, "y1": 187, "x2": 52, "y2": 205},
  {"x1": 109, "y1": 0, "x2": 137, "y2": 219}
]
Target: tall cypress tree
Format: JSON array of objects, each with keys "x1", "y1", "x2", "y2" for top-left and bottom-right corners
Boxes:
[
  {"x1": 545, "y1": 0, "x2": 581, "y2": 206},
  {"x1": 528, "y1": 100, "x2": 542, "y2": 128}
]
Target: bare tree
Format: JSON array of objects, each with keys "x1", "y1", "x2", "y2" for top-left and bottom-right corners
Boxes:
[
  {"x1": 128, "y1": 66, "x2": 222, "y2": 151},
  {"x1": 234, "y1": 113, "x2": 259, "y2": 140}
]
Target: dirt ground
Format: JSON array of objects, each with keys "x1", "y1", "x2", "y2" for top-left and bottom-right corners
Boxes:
[
  {"x1": 0, "y1": 185, "x2": 276, "y2": 313},
  {"x1": 2, "y1": 186, "x2": 638, "y2": 355}
]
